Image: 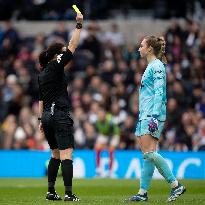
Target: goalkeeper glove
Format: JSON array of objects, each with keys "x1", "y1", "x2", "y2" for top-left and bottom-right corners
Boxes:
[{"x1": 148, "y1": 115, "x2": 159, "y2": 132}]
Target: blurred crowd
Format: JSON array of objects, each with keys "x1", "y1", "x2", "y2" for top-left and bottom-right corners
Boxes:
[
  {"x1": 0, "y1": 0, "x2": 203, "y2": 20},
  {"x1": 0, "y1": 19, "x2": 205, "y2": 151}
]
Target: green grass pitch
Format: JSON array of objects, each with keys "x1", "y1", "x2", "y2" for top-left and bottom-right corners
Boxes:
[{"x1": 0, "y1": 179, "x2": 204, "y2": 205}]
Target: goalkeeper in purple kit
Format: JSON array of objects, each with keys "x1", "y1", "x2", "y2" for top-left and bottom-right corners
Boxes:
[{"x1": 127, "y1": 36, "x2": 186, "y2": 202}]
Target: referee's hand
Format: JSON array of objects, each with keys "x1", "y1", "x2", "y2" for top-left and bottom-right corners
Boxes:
[{"x1": 76, "y1": 13, "x2": 83, "y2": 24}]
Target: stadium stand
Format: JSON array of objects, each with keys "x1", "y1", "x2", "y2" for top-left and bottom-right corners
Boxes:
[{"x1": 0, "y1": 7, "x2": 205, "y2": 151}]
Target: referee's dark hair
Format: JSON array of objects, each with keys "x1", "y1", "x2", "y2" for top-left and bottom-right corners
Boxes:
[{"x1": 39, "y1": 42, "x2": 64, "y2": 68}]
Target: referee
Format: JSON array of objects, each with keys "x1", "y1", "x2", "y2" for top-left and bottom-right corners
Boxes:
[{"x1": 38, "y1": 13, "x2": 83, "y2": 201}]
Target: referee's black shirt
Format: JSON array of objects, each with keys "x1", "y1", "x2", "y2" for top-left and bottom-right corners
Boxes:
[{"x1": 38, "y1": 49, "x2": 73, "y2": 109}]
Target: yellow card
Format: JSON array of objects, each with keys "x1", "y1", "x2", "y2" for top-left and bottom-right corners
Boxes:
[{"x1": 72, "y1": 5, "x2": 81, "y2": 14}]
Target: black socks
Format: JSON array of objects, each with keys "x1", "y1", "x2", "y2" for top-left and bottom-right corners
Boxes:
[
  {"x1": 47, "y1": 158, "x2": 61, "y2": 193},
  {"x1": 61, "y1": 159, "x2": 73, "y2": 195},
  {"x1": 47, "y1": 158, "x2": 73, "y2": 195}
]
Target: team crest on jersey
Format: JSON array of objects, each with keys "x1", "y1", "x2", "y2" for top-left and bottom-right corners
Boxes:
[
  {"x1": 154, "y1": 70, "x2": 162, "y2": 74},
  {"x1": 57, "y1": 54, "x2": 63, "y2": 63}
]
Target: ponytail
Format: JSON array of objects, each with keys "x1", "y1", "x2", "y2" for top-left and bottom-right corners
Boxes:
[{"x1": 157, "y1": 36, "x2": 167, "y2": 65}]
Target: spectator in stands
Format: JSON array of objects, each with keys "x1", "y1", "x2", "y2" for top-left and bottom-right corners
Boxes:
[
  {"x1": 0, "y1": 18, "x2": 205, "y2": 154},
  {"x1": 82, "y1": 121, "x2": 96, "y2": 149},
  {"x1": 81, "y1": 24, "x2": 102, "y2": 66},
  {"x1": 193, "y1": 119, "x2": 205, "y2": 150},
  {"x1": 95, "y1": 107, "x2": 120, "y2": 177},
  {"x1": 119, "y1": 114, "x2": 136, "y2": 149},
  {"x1": 104, "y1": 23, "x2": 124, "y2": 47},
  {"x1": 51, "y1": 22, "x2": 69, "y2": 42}
]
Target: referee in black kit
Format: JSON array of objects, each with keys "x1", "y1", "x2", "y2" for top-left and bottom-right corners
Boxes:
[{"x1": 38, "y1": 12, "x2": 83, "y2": 201}]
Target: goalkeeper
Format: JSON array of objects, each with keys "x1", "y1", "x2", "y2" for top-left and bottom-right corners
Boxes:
[{"x1": 127, "y1": 36, "x2": 186, "y2": 202}]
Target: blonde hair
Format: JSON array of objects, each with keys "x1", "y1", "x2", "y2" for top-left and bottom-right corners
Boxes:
[{"x1": 145, "y1": 36, "x2": 167, "y2": 64}]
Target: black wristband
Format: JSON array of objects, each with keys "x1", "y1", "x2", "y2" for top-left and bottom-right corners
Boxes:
[{"x1": 76, "y1": 22, "x2": 82, "y2": 29}]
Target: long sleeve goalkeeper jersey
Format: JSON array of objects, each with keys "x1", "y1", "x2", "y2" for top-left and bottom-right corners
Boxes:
[{"x1": 138, "y1": 59, "x2": 167, "y2": 121}]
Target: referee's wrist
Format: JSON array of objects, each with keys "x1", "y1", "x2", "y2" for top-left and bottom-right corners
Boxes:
[{"x1": 76, "y1": 22, "x2": 82, "y2": 29}]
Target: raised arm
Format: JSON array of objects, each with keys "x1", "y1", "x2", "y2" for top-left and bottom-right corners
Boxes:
[{"x1": 67, "y1": 13, "x2": 83, "y2": 54}]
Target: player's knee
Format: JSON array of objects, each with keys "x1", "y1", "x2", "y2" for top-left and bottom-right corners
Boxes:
[
  {"x1": 51, "y1": 149, "x2": 60, "y2": 159},
  {"x1": 60, "y1": 148, "x2": 73, "y2": 160},
  {"x1": 140, "y1": 135, "x2": 157, "y2": 152},
  {"x1": 143, "y1": 151, "x2": 156, "y2": 161}
]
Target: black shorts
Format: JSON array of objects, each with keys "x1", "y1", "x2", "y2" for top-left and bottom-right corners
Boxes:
[{"x1": 41, "y1": 108, "x2": 74, "y2": 150}]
